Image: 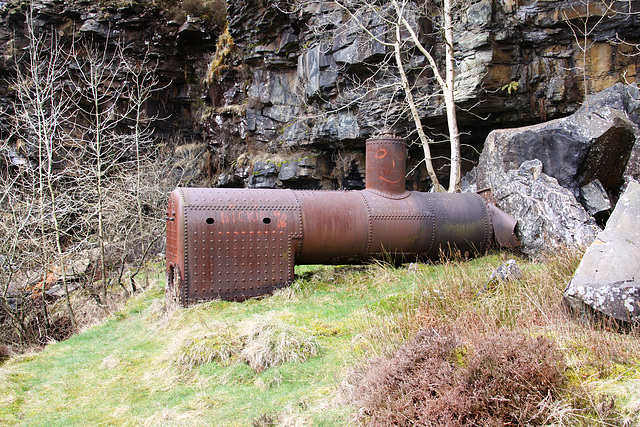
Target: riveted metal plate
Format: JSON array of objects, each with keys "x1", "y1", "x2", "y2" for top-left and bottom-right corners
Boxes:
[
  {"x1": 425, "y1": 192, "x2": 494, "y2": 258},
  {"x1": 179, "y1": 188, "x2": 302, "y2": 304},
  {"x1": 362, "y1": 190, "x2": 436, "y2": 257},
  {"x1": 166, "y1": 190, "x2": 185, "y2": 306}
]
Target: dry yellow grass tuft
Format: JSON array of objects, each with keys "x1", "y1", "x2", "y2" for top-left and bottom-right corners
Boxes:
[{"x1": 238, "y1": 312, "x2": 319, "y2": 372}]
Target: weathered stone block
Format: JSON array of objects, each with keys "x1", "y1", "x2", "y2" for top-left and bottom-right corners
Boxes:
[
  {"x1": 466, "y1": 0, "x2": 492, "y2": 28},
  {"x1": 477, "y1": 88, "x2": 637, "y2": 200},
  {"x1": 492, "y1": 159, "x2": 599, "y2": 256},
  {"x1": 564, "y1": 180, "x2": 640, "y2": 325},
  {"x1": 579, "y1": 179, "x2": 611, "y2": 217}
]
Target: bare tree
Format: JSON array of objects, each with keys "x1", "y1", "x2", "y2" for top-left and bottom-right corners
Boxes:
[
  {"x1": 1, "y1": 9, "x2": 173, "y2": 347},
  {"x1": 0, "y1": 145, "x2": 38, "y2": 345},
  {"x1": 68, "y1": 39, "x2": 172, "y2": 299},
  {"x1": 70, "y1": 40, "x2": 136, "y2": 301},
  {"x1": 563, "y1": 0, "x2": 615, "y2": 111},
  {"x1": 300, "y1": 0, "x2": 464, "y2": 192},
  {"x1": 563, "y1": 0, "x2": 640, "y2": 110},
  {"x1": 10, "y1": 10, "x2": 77, "y2": 329},
  {"x1": 121, "y1": 50, "x2": 166, "y2": 291}
]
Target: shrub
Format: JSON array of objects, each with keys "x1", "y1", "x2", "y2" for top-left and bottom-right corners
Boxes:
[
  {"x1": 205, "y1": 26, "x2": 235, "y2": 85},
  {"x1": 170, "y1": 313, "x2": 319, "y2": 373},
  {"x1": 350, "y1": 328, "x2": 566, "y2": 426}
]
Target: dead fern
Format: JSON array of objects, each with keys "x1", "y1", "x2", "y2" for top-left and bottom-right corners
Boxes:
[{"x1": 349, "y1": 328, "x2": 566, "y2": 426}]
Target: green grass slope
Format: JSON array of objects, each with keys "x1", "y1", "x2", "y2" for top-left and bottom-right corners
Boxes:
[{"x1": 0, "y1": 252, "x2": 639, "y2": 426}]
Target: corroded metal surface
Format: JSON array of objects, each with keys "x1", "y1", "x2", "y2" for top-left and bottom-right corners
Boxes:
[
  {"x1": 166, "y1": 134, "x2": 520, "y2": 306},
  {"x1": 478, "y1": 188, "x2": 521, "y2": 248},
  {"x1": 365, "y1": 132, "x2": 407, "y2": 198},
  {"x1": 166, "y1": 188, "x2": 303, "y2": 306}
]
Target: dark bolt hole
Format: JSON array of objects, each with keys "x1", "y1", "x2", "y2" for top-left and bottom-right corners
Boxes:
[
  {"x1": 263, "y1": 217, "x2": 271, "y2": 224},
  {"x1": 206, "y1": 217, "x2": 215, "y2": 225}
]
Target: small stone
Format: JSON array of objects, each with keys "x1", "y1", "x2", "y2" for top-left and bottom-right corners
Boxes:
[{"x1": 489, "y1": 259, "x2": 523, "y2": 283}]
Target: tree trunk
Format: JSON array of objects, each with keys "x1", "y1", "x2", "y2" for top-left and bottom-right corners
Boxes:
[
  {"x1": 394, "y1": 24, "x2": 444, "y2": 192},
  {"x1": 443, "y1": 0, "x2": 461, "y2": 192}
]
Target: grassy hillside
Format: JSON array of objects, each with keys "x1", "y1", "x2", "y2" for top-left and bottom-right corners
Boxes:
[{"x1": 0, "y1": 252, "x2": 639, "y2": 426}]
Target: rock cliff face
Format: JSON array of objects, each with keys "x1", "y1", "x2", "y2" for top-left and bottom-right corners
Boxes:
[
  {"x1": 221, "y1": 0, "x2": 640, "y2": 189},
  {"x1": 2, "y1": 0, "x2": 640, "y2": 190},
  {"x1": 0, "y1": 0, "x2": 225, "y2": 154}
]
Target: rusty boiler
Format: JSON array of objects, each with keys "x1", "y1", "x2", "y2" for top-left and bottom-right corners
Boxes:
[{"x1": 165, "y1": 133, "x2": 519, "y2": 306}]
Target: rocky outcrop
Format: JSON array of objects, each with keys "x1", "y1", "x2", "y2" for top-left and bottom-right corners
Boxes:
[
  {"x1": 477, "y1": 84, "x2": 639, "y2": 202},
  {"x1": 491, "y1": 159, "x2": 599, "y2": 256},
  {"x1": 0, "y1": 0, "x2": 224, "y2": 150},
  {"x1": 1, "y1": 0, "x2": 640, "y2": 190},
  {"x1": 564, "y1": 179, "x2": 640, "y2": 325},
  {"x1": 471, "y1": 84, "x2": 639, "y2": 254},
  {"x1": 220, "y1": 0, "x2": 640, "y2": 189}
]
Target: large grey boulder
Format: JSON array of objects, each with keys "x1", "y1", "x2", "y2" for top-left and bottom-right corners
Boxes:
[
  {"x1": 564, "y1": 180, "x2": 640, "y2": 325},
  {"x1": 492, "y1": 159, "x2": 599, "y2": 256},
  {"x1": 475, "y1": 85, "x2": 640, "y2": 255},
  {"x1": 477, "y1": 103, "x2": 637, "y2": 200}
]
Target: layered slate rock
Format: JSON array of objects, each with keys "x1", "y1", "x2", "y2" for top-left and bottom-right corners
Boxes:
[
  {"x1": 223, "y1": 0, "x2": 640, "y2": 190},
  {"x1": 491, "y1": 159, "x2": 599, "y2": 256},
  {"x1": 564, "y1": 180, "x2": 640, "y2": 325},
  {"x1": 2, "y1": 1, "x2": 640, "y2": 190}
]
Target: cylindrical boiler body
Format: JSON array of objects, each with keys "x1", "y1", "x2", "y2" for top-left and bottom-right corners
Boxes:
[{"x1": 165, "y1": 187, "x2": 494, "y2": 305}]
